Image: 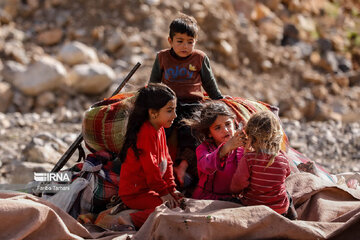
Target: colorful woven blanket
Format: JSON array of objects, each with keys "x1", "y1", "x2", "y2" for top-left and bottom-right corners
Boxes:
[{"x1": 68, "y1": 151, "x2": 121, "y2": 214}]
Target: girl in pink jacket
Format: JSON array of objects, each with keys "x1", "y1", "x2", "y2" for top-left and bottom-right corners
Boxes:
[{"x1": 184, "y1": 101, "x2": 246, "y2": 200}]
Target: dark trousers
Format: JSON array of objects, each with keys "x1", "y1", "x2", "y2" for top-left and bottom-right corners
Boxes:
[
  {"x1": 282, "y1": 191, "x2": 298, "y2": 220},
  {"x1": 165, "y1": 101, "x2": 201, "y2": 193},
  {"x1": 165, "y1": 101, "x2": 201, "y2": 152}
]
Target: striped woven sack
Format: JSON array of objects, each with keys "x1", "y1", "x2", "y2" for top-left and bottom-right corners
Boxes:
[{"x1": 82, "y1": 92, "x2": 136, "y2": 154}]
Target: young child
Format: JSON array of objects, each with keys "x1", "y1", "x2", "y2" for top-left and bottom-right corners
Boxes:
[
  {"x1": 118, "y1": 83, "x2": 183, "y2": 229},
  {"x1": 184, "y1": 101, "x2": 245, "y2": 200},
  {"x1": 230, "y1": 111, "x2": 297, "y2": 220},
  {"x1": 149, "y1": 13, "x2": 224, "y2": 188}
]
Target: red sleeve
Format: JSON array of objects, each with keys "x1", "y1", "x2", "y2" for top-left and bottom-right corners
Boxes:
[
  {"x1": 230, "y1": 155, "x2": 250, "y2": 193},
  {"x1": 138, "y1": 128, "x2": 171, "y2": 196},
  {"x1": 280, "y1": 152, "x2": 291, "y2": 178},
  {"x1": 161, "y1": 129, "x2": 176, "y2": 193}
]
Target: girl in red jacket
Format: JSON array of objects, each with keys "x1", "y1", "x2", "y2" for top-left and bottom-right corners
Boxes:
[{"x1": 118, "y1": 83, "x2": 182, "y2": 229}]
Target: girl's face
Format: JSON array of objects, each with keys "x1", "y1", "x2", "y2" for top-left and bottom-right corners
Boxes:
[
  {"x1": 208, "y1": 115, "x2": 236, "y2": 146},
  {"x1": 168, "y1": 33, "x2": 196, "y2": 57},
  {"x1": 149, "y1": 99, "x2": 177, "y2": 130}
]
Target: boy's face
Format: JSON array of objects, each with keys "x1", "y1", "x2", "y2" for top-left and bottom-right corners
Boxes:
[{"x1": 168, "y1": 33, "x2": 196, "y2": 57}]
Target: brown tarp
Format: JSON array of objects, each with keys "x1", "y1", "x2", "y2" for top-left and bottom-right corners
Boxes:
[
  {"x1": 1, "y1": 172, "x2": 359, "y2": 240},
  {"x1": 0, "y1": 191, "x2": 134, "y2": 240},
  {"x1": 135, "y1": 172, "x2": 360, "y2": 240}
]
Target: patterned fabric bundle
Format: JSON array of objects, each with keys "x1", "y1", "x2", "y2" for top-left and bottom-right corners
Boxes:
[
  {"x1": 68, "y1": 150, "x2": 121, "y2": 215},
  {"x1": 82, "y1": 92, "x2": 136, "y2": 154}
]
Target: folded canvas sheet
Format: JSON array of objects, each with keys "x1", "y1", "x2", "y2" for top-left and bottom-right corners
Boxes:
[
  {"x1": 0, "y1": 172, "x2": 359, "y2": 240},
  {"x1": 135, "y1": 172, "x2": 360, "y2": 240},
  {"x1": 0, "y1": 191, "x2": 134, "y2": 240}
]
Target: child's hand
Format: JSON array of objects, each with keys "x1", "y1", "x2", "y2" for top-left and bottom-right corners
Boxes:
[
  {"x1": 237, "y1": 130, "x2": 248, "y2": 146},
  {"x1": 160, "y1": 193, "x2": 179, "y2": 208},
  {"x1": 171, "y1": 191, "x2": 186, "y2": 210},
  {"x1": 219, "y1": 130, "x2": 246, "y2": 158},
  {"x1": 173, "y1": 160, "x2": 188, "y2": 187},
  {"x1": 224, "y1": 130, "x2": 246, "y2": 151},
  {"x1": 171, "y1": 190, "x2": 184, "y2": 200}
]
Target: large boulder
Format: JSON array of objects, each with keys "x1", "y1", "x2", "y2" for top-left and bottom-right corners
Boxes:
[
  {"x1": 3, "y1": 161, "x2": 53, "y2": 184},
  {"x1": 22, "y1": 132, "x2": 68, "y2": 165},
  {"x1": 68, "y1": 63, "x2": 115, "y2": 95},
  {"x1": 57, "y1": 41, "x2": 98, "y2": 66},
  {"x1": 13, "y1": 56, "x2": 67, "y2": 96}
]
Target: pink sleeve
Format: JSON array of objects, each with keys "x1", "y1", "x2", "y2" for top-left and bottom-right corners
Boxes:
[
  {"x1": 196, "y1": 143, "x2": 227, "y2": 175},
  {"x1": 230, "y1": 155, "x2": 250, "y2": 193}
]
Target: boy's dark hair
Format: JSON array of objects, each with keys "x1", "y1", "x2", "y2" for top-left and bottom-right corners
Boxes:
[
  {"x1": 120, "y1": 83, "x2": 176, "y2": 161},
  {"x1": 169, "y1": 13, "x2": 199, "y2": 39},
  {"x1": 183, "y1": 101, "x2": 236, "y2": 144}
]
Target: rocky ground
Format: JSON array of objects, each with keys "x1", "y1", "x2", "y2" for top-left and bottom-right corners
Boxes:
[
  {"x1": 282, "y1": 118, "x2": 360, "y2": 173},
  {"x1": 0, "y1": 0, "x2": 359, "y2": 184}
]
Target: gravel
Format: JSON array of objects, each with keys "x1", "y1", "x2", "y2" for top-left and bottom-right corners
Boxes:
[{"x1": 282, "y1": 119, "x2": 360, "y2": 174}]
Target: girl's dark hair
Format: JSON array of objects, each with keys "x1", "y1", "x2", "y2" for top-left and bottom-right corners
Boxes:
[
  {"x1": 169, "y1": 13, "x2": 198, "y2": 39},
  {"x1": 183, "y1": 101, "x2": 236, "y2": 144},
  {"x1": 120, "y1": 83, "x2": 176, "y2": 161}
]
